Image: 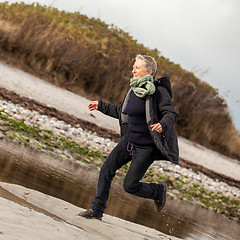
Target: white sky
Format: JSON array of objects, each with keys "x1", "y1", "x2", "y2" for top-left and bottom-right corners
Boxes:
[{"x1": 3, "y1": 0, "x2": 240, "y2": 130}]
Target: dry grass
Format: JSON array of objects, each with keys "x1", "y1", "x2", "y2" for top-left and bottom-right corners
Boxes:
[{"x1": 0, "y1": 2, "x2": 239, "y2": 160}]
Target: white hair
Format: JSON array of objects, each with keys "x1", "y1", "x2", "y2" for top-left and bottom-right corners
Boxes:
[{"x1": 136, "y1": 54, "x2": 157, "y2": 77}]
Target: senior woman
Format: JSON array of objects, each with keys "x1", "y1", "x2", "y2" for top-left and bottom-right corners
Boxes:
[{"x1": 79, "y1": 54, "x2": 179, "y2": 220}]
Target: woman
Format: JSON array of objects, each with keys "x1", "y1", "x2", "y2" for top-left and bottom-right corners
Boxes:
[{"x1": 79, "y1": 54, "x2": 179, "y2": 220}]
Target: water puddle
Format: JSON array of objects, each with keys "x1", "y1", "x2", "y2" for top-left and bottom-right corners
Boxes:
[{"x1": 0, "y1": 150, "x2": 239, "y2": 240}]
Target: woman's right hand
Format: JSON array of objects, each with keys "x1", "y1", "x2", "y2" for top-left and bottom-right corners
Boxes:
[{"x1": 88, "y1": 101, "x2": 99, "y2": 111}]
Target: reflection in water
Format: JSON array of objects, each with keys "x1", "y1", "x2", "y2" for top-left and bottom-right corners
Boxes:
[{"x1": 0, "y1": 146, "x2": 239, "y2": 240}]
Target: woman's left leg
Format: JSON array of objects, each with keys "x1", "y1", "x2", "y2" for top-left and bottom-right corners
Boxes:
[{"x1": 123, "y1": 144, "x2": 164, "y2": 200}]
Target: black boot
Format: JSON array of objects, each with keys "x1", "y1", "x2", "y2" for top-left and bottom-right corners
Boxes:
[
  {"x1": 78, "y1": 209, "x2": 103, "y2": 220},
  {"x1": 154, "y1": 183, "x2": 168, "y2": 212}
]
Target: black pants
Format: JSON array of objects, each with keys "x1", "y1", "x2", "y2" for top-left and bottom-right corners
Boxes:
[{"x1": 91, "y1": 135, "x2": 164, "y2": 215}]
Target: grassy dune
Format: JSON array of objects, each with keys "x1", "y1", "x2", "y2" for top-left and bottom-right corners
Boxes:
[{"x1": 0, "y1": 2, "x2": 239, "y2": 160}]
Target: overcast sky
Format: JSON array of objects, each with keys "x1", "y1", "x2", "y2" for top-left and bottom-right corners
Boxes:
[{"x1": 3, "y1": 0, "x2": 240, "y2": 130}]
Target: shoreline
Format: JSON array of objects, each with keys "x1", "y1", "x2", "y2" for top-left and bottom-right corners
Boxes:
[
  {"x1": 0, "y1": 131, "x2": 239, "y2": 239},
  {"x1": 0, "y1": 97, "x2": 239, "y2": 220}
]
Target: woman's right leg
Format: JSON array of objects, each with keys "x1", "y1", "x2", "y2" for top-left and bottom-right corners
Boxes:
[{"x1": 91, "y1": 135, "x2": 131, "y2": 215}]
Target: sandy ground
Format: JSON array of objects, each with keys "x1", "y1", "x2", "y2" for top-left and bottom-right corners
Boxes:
[
  {"x1": 1, "y1": 182, "x2": 180, "y2": 240},
  {"x1": 0, "y1": 61, "x2": 239, "y2": 182}
]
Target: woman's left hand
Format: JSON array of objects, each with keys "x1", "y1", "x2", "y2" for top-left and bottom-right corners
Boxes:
[{"x1": 150, "y1": 123, "x2": 162, "y2": 133}]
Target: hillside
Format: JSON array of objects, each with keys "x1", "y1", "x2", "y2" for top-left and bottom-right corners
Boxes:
[{"x1": 0, "y1": 2, "x2": 239, "y2": 160}]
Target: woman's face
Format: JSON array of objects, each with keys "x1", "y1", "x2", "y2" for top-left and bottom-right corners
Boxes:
[{"x1": 132, "y1": 58, "x2": 152, "y2": 79}]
